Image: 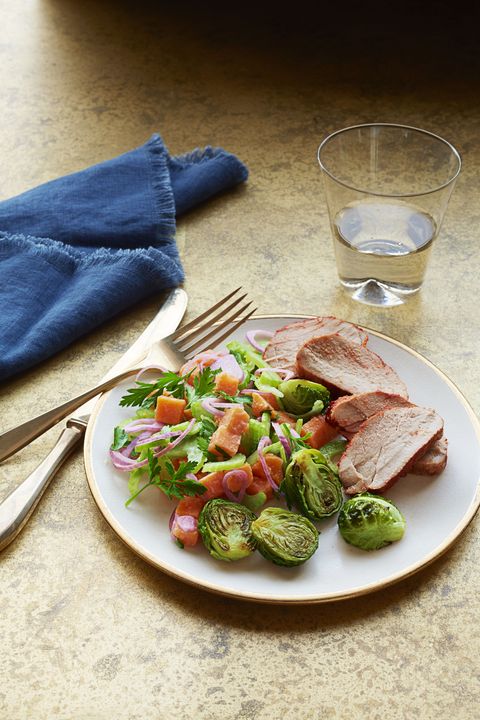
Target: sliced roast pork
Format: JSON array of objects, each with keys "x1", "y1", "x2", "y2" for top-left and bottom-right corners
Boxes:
[
  {"x1": 327, "y1": 391, "x2": 411, "y2": 435},
  {"x1": 327, "y1": 390, "x2": 448, "y2": 475},
  {"x1": 263, "y1": 317, "x2": 368, "y2": 372},
  {"x1": 296, "y1": 334, "x2": 409, "y2": 399},
  {"x1": 411, "y1": 435, "x2": 448, "y2": 475},
  {"x1": 338, "y1": 405, "x2": 444, "y2": 494}
]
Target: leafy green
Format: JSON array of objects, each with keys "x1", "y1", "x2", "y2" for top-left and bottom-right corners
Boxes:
[
  {"x1": 195, "y1": 416, "x2": 220, "y2": 462},
  {"x1": 125, "y1": 450, "x2": 206, "y2": 507},
  {"x1": 128, "y1": 468, "x2": 146, "y2": 496},
  {"x1": 120, "y1": 371, "x2": 187, "y2": 408},
  {"x1": 226, "y1": 340, "x2": 272, "y2": 388},
  {"x1": 184, "y1": 366, "x2": 220, "y2": 407},
  {"x1": 279, "y1": 423, "x2": 311, "y2": 454},
  {"x1": 186, "y1": 440, "x2": 206, "y2": 472},
  {"x1": 241, "y1": 417, "x2": 270, "y2": 456},
  {"x1": 111, "y1": 426, "x2": 129, "y2": 451},
  {"x1": 216, "y1": 391, "x2": 252, "y2": 405}
]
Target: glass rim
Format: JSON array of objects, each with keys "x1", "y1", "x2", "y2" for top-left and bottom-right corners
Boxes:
[{"x1": 317, "y1": 123, "x2": 462, "y2": 198}]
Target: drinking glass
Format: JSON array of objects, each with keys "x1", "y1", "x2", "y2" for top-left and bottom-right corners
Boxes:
[{"x1": 318, "y1": 123, "x2": 461, "y2": 306}]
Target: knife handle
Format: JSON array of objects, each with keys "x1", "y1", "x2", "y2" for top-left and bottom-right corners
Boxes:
[
  {"x1": 0, "y1": 420, "x2": 86, "y2": 552},
  {"x1": 0, "y1": 367, "x2": 139, "y2": 464}
]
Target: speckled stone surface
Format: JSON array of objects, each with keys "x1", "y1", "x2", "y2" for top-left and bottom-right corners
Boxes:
[{"x1": 1, "y1": 2, "x2": 479, "y2": 718}]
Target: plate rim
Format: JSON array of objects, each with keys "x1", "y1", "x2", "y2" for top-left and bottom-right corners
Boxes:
[{"x1": 83, "y1": 314, "x2": 480, "y2": 604}]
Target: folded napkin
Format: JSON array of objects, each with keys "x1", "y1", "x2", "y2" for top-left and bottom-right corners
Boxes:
[{"x1": 0, "y1": 134, "x2": 248, "y2": 381}]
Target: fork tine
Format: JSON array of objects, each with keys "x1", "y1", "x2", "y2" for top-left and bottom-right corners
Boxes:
[
  {"x1": 183, "y1": 303, "x2": 258, "y2": 360},
  {"x1": 177, "y1": 301, "x2": 254, "y2": 355},
  {"x1": 172, "y1": 292, "x2": 249, "y2": 344},
  {"x1": 170, "y1": 287, "x2": 243, "y2": 341}
]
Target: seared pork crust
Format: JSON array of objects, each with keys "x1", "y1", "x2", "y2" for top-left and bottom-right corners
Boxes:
[{"x1": 339, "y1": 406, "x2": 444, "y2": 494}]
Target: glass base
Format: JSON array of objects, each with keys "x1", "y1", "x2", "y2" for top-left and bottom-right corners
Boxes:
[{"x1": 340, "y1": 278, "x2": 420, "y2": 307}]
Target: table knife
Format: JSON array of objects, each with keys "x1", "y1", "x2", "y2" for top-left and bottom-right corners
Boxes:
[{"x1": 0, "y1": 288, "x2": 188, "y2": 552}]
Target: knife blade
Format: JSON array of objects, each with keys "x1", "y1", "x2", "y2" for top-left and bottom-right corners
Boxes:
[{"x1": 0, "y1": 287, "x2": 188, "y2": 551}]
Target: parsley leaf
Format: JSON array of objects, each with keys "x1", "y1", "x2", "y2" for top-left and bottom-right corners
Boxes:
[
  {"x1": 215, "y1": 391, "x2": 252, "y2": 405},
  {"x1": 120, "y1": 371, "x2": 187, "y2": 409},
  {"x1": 280, "y1": 423, "x2": 311, "y2": 453},
  {"x1": 125, "y1": 451, "x2": 206, "y2": 507},
  {"x1": 111, "y1": 426, "x2": 129, "y2": 451},
  {"x1": 185, "y1": 366, "x2": 220, "y2": 406}
]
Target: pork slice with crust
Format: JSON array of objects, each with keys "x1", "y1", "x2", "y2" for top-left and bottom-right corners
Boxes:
[
  {"x1": 296, "y1": 333, "x2": 409, "y2": 399},
  {"x1": 339, "y1": 405, "x2": 444, "y2": 494},
  {"x1": 262, "y1": 317, "x2": 368, "y2": 372},
  {"x1": 412, "y1": 436, "x2": 448, "y2": 475},
  {"x1": 327, "y1": 391, "x2": 411, "y2": 435},
  {"x1": 327, "y1": 390, "x2": 447, "y2": 475}
]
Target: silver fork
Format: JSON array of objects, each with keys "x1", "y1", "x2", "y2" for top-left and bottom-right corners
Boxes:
[
  {"x1": 0, "y1": 287, "x2": 256, "y2": 463},
  {"x1": 0, "y1": 288, "x2": 256, "y2": 551}
]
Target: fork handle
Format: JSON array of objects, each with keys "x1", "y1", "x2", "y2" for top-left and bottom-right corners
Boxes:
[
  {"x1": 0, "y1": 420, "x2": 86, "y2": 551},
  {"x1": 0, "y1": 368, "x2": 139, "y2": 463}
]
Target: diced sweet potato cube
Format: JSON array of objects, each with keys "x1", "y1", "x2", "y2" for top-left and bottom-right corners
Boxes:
[
  {"x1": 199, "y1": 471, "x2": 225, "y2": 499},
  {"x1": 175, "y1": 496, "x2": 205, "y2": 518},
  {"x1": 224, "y1": 463, "x2": 253, "y2": 492},
  {"x1": 245, "y1": 475, "x2": 274, "y2": 501},
  {"x1": 214, "y1": 372, "x2": 240, "y2": 396},
  {"x1": 208, "y1": 407, "x2": 249, "y2": 457},
  {"x1": 155, "y1": 395, "x2": 186, "y2": 424},
  {"x1": 271, "y1": 410, "x2": 296, "y2": 426},
  {"x1": 251, "y1": 454, "x2": 284, "y2": 487},
  {"x1": 171, "y1": 522, "x2": 199, "y2": 547},
  {"x1": 251, "y1": 392, "x2": 275, "y2": 417},
  {"x1": 301, "y1": 415, "x2": 338, "y2": 449}
]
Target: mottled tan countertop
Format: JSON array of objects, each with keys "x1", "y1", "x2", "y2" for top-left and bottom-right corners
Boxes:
[{"x1": 1, "y1": 2, "x2": 479, "y2": 718}]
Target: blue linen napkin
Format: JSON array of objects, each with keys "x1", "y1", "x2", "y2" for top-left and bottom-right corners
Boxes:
[{"x1": 0, "y1": 134, "x2": 248, "y2": 381}]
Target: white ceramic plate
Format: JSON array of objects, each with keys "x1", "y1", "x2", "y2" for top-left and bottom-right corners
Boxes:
[{"x1": 84, "y1": 316, "x2": 480, "y2": 604}]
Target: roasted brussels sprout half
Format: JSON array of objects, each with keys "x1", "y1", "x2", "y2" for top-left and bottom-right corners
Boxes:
[
  {"x1": 278, "y1": 379, "x2": 330, "y2": 418},
  {"x1": 338, "y1": 493, "x2": 406, "y2": 551},
  {"x1": 198, "y1": 499, "x2": 257, "y2": 561},
  {"x1": 251, "y1": 507, "x2": 319, "y2": 566},
  {"x1": 282, "y1": 448, "x2": 343, "y2": 520}
]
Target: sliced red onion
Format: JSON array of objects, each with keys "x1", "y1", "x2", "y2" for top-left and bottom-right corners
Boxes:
[
  {"x1": 185, "y1": 473, "x2": 199, "y2": 482},
  {"x1": 211, "y1": 353, "x2": 245, "y2": 381},
  {"x1": 153, "y1": 419, "x2": 196, "y2": 459},
  {"x1": 169, "y1": 508, "x2": 177, "y2": 531},
  {"x1": 290, "y1": 428, "x2": 300, "y2": 438},
  {"x1": 135, "y1": 365, "x2": 169, "y2": 382},
  {"x1": 201, "y1": 397, "x2": 224, "y2": 417},
  {"x1": 222, "y1": 469, "x2": 249, "y2": 503},
  {"x1": 175, "y1": 515, "x2": 198, "y2": 532},
  {"x1": 246, "y1": 329, "x2": 274, "y2": 353},
  {"x1": 201, "y1": 398, "x2": 241, "y2": 417},
  {"x1": 272, "y1": 422, "x2": 292, "y2": 458},
  {"x1": 255, "y1": 367, "x2": 294, "y2": 381},
  {"x1": 109, "y1": 449, "x2": 149, "y2": 471},
  {"x1": 257, "y1": 436, "x2": 279, "y2": 491},
  {"x1": 110, "y1": 419, "x2": 196, "y2": 471},
  {"x1": 121, "y1": 431, "x2": 151, "y2": 457},
  {"x1": 124, "y1": 419, "x2": 164, "y2": 434},
  {"x1": 138, "y1": 428, "x2": 185, "y2": 445}
]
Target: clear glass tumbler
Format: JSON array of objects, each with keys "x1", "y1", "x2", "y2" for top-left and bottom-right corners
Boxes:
[{"x1": 318, "y1": 123, "x2": 461, "y2": 306}]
